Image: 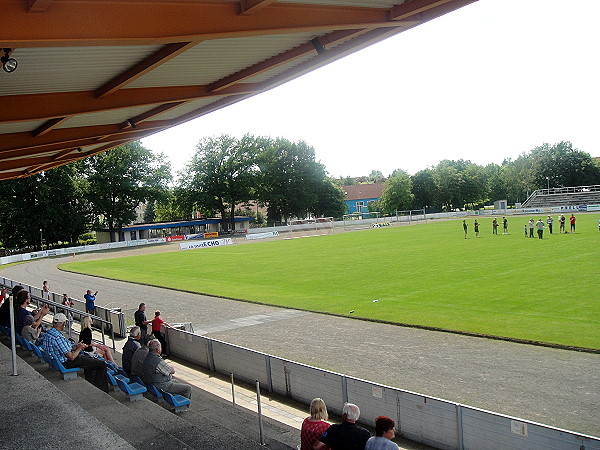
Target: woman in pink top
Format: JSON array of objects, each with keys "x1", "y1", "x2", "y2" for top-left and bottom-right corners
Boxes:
[
  {"x1": 151, "y1": 310, "x2": 168, "y2": 355},
  {"x1": 300, "y1": 398, "x2": 330, "y2": 450}
]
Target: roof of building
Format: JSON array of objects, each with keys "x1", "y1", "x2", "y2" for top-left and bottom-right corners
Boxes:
[
  {"x1": 343, "y1": 183, "x2": 385, "y2": 200},
  {"x1": 0, "y1": 0, "x2": 477, "y2": 180},
  {"x1": 121, "y1": 217, "x2": 252, "y2": 231}
]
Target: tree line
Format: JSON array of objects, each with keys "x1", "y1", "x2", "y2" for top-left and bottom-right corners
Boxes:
[
  {"x1": 0, "y1": 137, "x2": 597, "y2": 250},
  {"x1": 352, "y1": 141, "x2": 600, "y2": 215}
]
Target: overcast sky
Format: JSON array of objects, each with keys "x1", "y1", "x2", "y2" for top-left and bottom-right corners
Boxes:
[{"x1": 142, "y1": 0, "x2": 600, "y2": 179}]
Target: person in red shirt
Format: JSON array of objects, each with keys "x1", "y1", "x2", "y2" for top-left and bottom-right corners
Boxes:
[
  {"x1": 301, "y1": 398, "x2": 330, "y2": 450},
  {"x1": 151, "y1": 310, "x2": 169, "y2": 355},
  {"x1": 569, "y1": 214, "x2": 576, "y2": 232}
]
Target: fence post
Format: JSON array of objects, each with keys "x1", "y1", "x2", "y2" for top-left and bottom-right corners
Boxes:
[
  {"x1": 207, "y1": 339, "x2": 215, "y2": 372},
  {"x1": 231, "y1": 373, "x2": 236, "y2": 405},
  {"x1": 456, "y1": 404, "x2": 464, "y2": 450},
  {"x1": 256, "y1": 380, "x2": 265, "y2": 446},
  {"x1": 342, "y1": 375, "x2": 348, "y2": 404},
  {"x1": 265, "y1": 355, "x2": 273, "y2": 393}
]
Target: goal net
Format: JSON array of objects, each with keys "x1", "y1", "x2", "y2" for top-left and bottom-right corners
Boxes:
[
  {"x1": 395, "y1": 209, "x2": 426, "y2": 225},
  {"x1": 343, "y1": 211, "x2": 382, "y2": 231},
  {"x1": 287, "y1": 217, "x2": 335, "y2": 239}
]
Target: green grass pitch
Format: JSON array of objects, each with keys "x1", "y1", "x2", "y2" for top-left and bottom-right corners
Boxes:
[{"x1": 59, "y1": 215, "x2": 600, "y2": 349}]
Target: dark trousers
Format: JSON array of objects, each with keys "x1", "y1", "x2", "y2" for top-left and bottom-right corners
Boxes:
[
  {"x1": 529, "y1": 228, "x2": 534, "y2": 238},
  {"x1": 548, "y1": 223, "x2": 553, "y2": 234},
  {"x1": 537, "y1": 230, "x2": 543, "y2": 239},
  {"x1": 153, "y1": 330, "x2": 168, "y2": 354},
  {"x1": 65, "y1": 354, "x2": 109, "y2": 392}
]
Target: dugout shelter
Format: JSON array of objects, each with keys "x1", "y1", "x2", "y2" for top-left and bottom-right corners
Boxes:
[{"x1": 0, "y1": 0, "x2": 477, "y2": 180}]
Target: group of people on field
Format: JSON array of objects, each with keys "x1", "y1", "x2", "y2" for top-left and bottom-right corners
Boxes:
[{"x1": 463, "y1": 213, "x2": 586, "y2": 239}]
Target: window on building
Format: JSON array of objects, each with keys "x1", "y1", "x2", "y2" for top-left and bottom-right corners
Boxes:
[{"x1": 356, "y1": 201, "x2": 364, "y2": 212}]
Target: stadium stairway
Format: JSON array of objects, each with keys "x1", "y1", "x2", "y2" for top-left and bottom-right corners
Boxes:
[{"x1": 0, "y1": 337, "x2": 297, "y2": 449}]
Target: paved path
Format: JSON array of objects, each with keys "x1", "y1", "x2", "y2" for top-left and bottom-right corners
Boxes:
[{"x1": 3, "y1": 246, "x2": 599, "y2": 437}]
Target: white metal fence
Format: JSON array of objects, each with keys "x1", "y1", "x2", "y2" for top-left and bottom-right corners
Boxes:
[{"x1": 166, "y1": 326, "x2": 600, "y2": 450}]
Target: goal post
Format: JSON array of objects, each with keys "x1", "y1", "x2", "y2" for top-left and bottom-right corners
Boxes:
[
  {"x1": 395, "y1": 208, "x2": 426, "y2": 225},
  {"x1": 287, "y1": 217, "x2": 335, "y2": 239},
  {"x1": 342, "y1": 211, "x2": 381, "y2": 231}
]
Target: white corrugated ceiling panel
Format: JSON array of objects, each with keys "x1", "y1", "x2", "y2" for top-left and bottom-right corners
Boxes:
[
  {"x1": 127, "y1": 32, "x2": 319, "y2": 89},
  {"x1": 151, "y1": 96, "x2": 228, "y2": 121},
  {"x1": 0, "y1": 45, "x2": 162, "y2": 96},
  {"x1": 56, "y1": 105, "x2": 155, "y2": 129},
  {"x1": 0, "y1": 120, "x2": 46, "y2": 135}
]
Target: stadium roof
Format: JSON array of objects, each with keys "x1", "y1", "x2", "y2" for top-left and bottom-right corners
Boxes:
[{"x1": 0, "y1": 0, "x2": 476, "y2": 180}]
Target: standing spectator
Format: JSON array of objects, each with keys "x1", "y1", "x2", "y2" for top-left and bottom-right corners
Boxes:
[
  {"x1": 142, "y1": 339, "x2": 191, "y2": 398},
  {"x1": 300, "y1": 398, "x2": 330, "y2": 450},
  {"x1": 536, "y1": 219, "x2": 544, "y2": 239},
  {"x1": 15, "y1": 290, "x2": 49, "y2": 335},
  {"x1": 569, "y1": 214, "x2": 576, "y2": 232},
  {"x1": 151, "y1": 310, "x2": 169, "y2": 355},
  {"x1": 473, "y1": 220, "x2": 480, "y2": 238},
  {"x1": 365, "y1": 416, "x2": 399, "y2": 450},
  {"x1": 79, "y1": 316, "x2": 116, "y2": 364},
  {"x1": 492, "y1": 217, "x2": 498, "y2": 235},
  {"x1": 524, "y1": 223, "x2": 527, "y2": 238},
  {"x1": 547, "y1": 215, "x2": 554, "y2": 234},
  {"x1": 42, "y1": 281, "x2": 50, "y2": 299},
  {"x1": 528, "y1": 219, "x2": 535, "y2": 238},
  {"x1": 559, "y1": 214, "x2": 566, "y2": 233},
  {"x1": 134, "y1": 303, "x2": 151, "y2": 338},
  {"x1": 598, "y1": 217, "x2": 600, "y2": 232},
  {"x1": 315, "y1": 403, "x2": 370, "y2": 450},
  {"x1": 122, "y1": 326, "x2": 142, "y2": 375},
  {"x1": 84, "y1": 289, "x2": 98, "y2": 315},
  {"x1": 462, "y1": 220, "x2": 467, "y2": 239},
  {"x1": 502, "y1": 217, "x2": 508, "y2": 234},
  {"x1": 62, "y1": 293, "x2": 75, "y2": 325},
  {"x1": 42, "y1": 313, "x2": 109, "y2": 392}
]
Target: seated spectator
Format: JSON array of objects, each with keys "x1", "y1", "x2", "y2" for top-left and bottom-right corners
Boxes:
[
  {"x1": 131, "y1": 334, "x2": 153, "y2": 377},
  {"x1": 365, "y1": 416, "x2": 399, "y2": 450},
  {"x1": 79, "y1": 316, "x2": 116, "y2": 364},
  {"x1": 0, "y1": 287, "x2": 8, "y2": 306},
  {"x1": 142, "y1": 339, "x2": 191, "y2": 399},
  {"x1": 122, "y1": 326, "x2": 142, "y2": 375},
  {"x1": 15, "y1": 290, "x2": 49, "y2": 335},
  {"x1": 42, "y1": 313, "x2": 108, "y2": 392},
  {"x1": 0, "y1": 285, "x2": 23, "y2": 327},
  {"x1": 315, "y1": 403, "x2": 370, "y2": 450},
  {"x1": 151, "y1": 310, "x2": 169, "y2": 355},
  {"x1": 21, "y1": 314, "x2": 43, "y2": 345},
  {"x1": 300, "y1": 398, "x2": 330, "y2": 450}
]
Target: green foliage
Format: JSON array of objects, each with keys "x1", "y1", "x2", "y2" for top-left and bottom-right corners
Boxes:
[
  {"x1": 84, "y1": 142, "x2": 171, "y2": 241},
  {"x1": 61, "y1": 215, "x2": 600, "y2": 349},
  {"x1": 379, "y1": 169, "x2": 414, "y2": 214}
]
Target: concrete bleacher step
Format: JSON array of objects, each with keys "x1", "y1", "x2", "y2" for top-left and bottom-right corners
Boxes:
[{"x1": 11, "y1": 340, "x2": 296, "y2": 449}]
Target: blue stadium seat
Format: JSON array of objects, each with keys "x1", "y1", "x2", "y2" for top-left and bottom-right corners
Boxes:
[
  {"x1": 146, "y1": 383, "x2": 165, "y2": 404},
  {"x1": 161, "y1": 390, "x2": 190, "y2": 413},
  {"x1": 50, "y1": 357, "x2": 80, "y2": 381},
  {"x1": 114, "y1": 374, "x2": 146, "y2": 401},
  {"x1": 106, "y1": 369, "x2": 127, "y2": 391},
  {"x1": 31, "y1": 343, "x2": 45, "y2": 363}
]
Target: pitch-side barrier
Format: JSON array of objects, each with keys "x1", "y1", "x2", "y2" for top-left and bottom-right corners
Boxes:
[{"x1": 165, "y1": 326, "x2": 599, "y2": 450}]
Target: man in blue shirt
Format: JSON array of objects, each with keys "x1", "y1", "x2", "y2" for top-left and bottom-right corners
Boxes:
[
  {"x1": 84, "y1": 289, "x2": 98, "y2": 315},
  {"x1": 43, "y1": 313, "x2": 108, "y2": 392}
]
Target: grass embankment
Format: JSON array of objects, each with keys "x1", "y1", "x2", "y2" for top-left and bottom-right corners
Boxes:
[{"x1": 59, "y1": 215, "x2": 600, "y2": 349}]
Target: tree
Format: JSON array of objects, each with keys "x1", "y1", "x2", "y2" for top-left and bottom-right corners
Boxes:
[
  {"x1": 257, "y1": 138, "x2": 328, "y2": 224},
  {"x1": 367, "y1": 170, "x2": 386, "y2": 184},
  {"x1": 379, "y1": 169, "x2": 414, "y2": 215},
  {"x1": 411, "y1": 169, "x2": 438, "y2": 210},
  {"x1": 183, "y1": 134, "x2": 261, "y2": 231},
  {"x1": 84, "y1": 142, "x2": 171, "y2": 241},
  {"x1": 311, "y1": 178, "x2": 348, "y2": 219}
]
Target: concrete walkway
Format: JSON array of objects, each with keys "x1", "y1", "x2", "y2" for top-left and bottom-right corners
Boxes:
[{"x1": 2, "y1": 247, "x2": 599, "y2": 437}]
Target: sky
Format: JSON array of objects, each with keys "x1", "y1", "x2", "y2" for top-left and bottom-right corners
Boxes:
[{"x1": 141, "y1": 0, "x2": 600, "y2": 179}]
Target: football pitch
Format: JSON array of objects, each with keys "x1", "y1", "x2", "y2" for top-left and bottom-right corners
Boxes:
[{"x1": 59, "y1": 215, "x2": 600, "y2": 350}]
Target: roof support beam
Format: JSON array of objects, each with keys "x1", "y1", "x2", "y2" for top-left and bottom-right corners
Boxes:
[
  {"x1": 0, "y1": 83, "x2": 259, "y2": 124},
  {"x1": 95, "y1": 42, "x2": 197, "y2": 97},
  {"x1": 27, "y1": 0, "x2": 53, "y2": 12},
  {"x1": 390, "y1": 0, "x2": 455, "y2": 20},
  {"x1": 119, "y1": 102, "x2": 186, "y2": 130},
  {"x1": 240, "y1": 0, "x2": 278, "y2": 15},
  {"x1": 2, "y1": 1, "x2": 408, "y2": 46},
  {"x1": 32, "y1": 117, "x2": 69, "y2": 137},
  {"x1": 208, "y1": 29, "x2": 363, "y2": 92}
]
